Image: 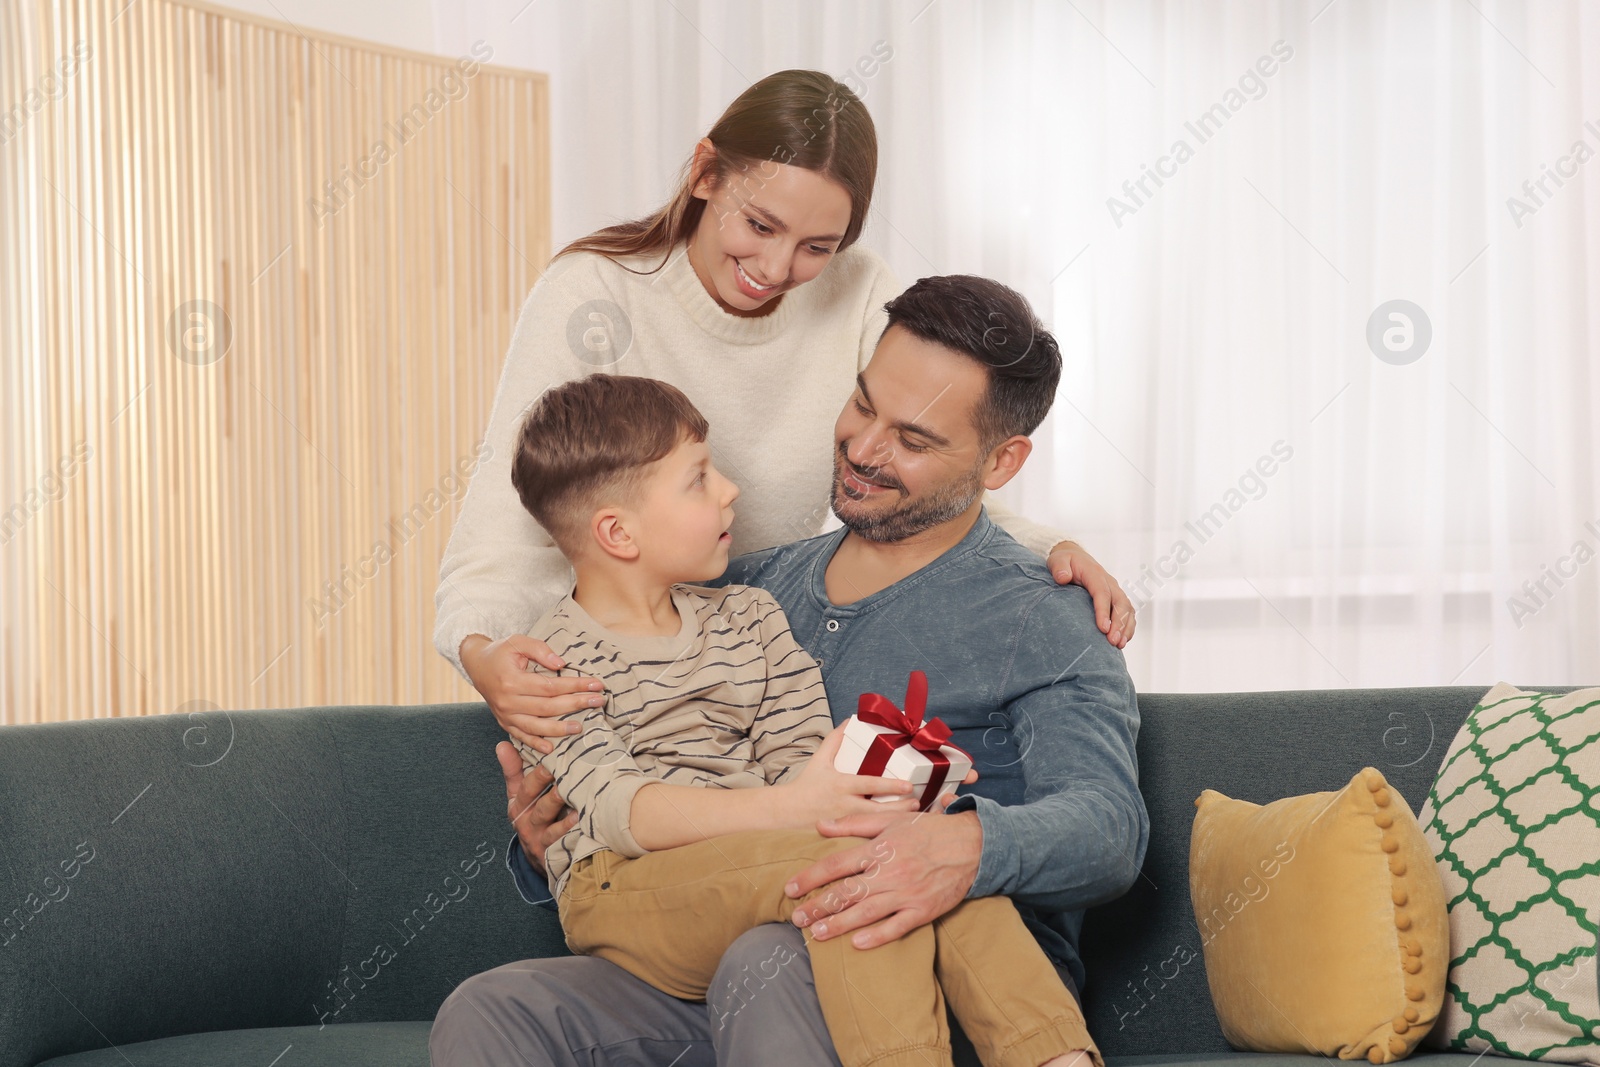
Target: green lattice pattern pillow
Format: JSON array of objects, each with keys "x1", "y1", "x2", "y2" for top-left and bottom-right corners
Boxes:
[{"x1": 1417, "y1": 683, "x2": 1600, "y2": 1065}]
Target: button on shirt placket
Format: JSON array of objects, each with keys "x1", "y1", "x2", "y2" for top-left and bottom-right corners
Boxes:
[{"x1": 815, "y1": 616, "x2": 843, "y2": 673}]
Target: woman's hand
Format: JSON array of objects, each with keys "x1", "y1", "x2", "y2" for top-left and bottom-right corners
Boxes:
[
  {"x1": 461, "y1": 633, "x2": 606, "y2": 754},
  {"x1": 1045, "y1": 540, "x2": 1136, "y2": 649},
  {"x1": 779, "y1": 724, "x2": 980, "y2": 826}
]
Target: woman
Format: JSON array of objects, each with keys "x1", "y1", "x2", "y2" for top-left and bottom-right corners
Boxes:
[{"x1": 434, "y1": 68, "x2": 1134, "y2": 763}]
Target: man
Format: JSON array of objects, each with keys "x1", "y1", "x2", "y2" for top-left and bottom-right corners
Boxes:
[{"x1": 431, "y1": 274, "x2": 1149, "y2": 1067}]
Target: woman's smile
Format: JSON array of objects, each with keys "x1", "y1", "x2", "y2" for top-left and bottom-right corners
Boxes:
[{"x1": 733, "y1": 258, "x2": 779, "y2": 297}]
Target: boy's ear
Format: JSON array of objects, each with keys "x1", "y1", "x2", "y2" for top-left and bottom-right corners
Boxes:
[{"x1": 591, "y1": 509, "x2": 641, "y2": 562}]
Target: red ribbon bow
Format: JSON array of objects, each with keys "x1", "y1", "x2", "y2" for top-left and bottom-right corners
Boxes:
[{"x1": 854, "y1": 670, "x2": 969, "y2": 810}]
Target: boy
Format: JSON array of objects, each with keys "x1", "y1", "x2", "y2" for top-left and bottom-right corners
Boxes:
[{"x1": 507, "y1": 372, "x2": 1100, "y2": 1067}]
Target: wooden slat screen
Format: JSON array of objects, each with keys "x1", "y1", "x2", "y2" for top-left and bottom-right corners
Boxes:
[{"x1": 0, "y1": 0, "x2": 550, "y2": 722}]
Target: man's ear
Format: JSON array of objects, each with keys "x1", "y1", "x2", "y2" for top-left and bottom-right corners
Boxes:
[
  {"x1": 690, "y1": 137, "x2": 718, "y2": 199},
  {"x1": 982, "y1": 436, "x2": 1033, "y2": 492},
  {"x1": 591, "y1": 509, "x2": 641, "y2": 562}
]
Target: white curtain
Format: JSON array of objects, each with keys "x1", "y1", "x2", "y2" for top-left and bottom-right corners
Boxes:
[{"x1": 422, "y1": 0, "x2": 1599, "y2": 692}]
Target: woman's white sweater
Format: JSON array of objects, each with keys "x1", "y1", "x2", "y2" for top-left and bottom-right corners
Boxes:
[{"x1": 432, "y1": 240, "x2": 1067, "y2": 680}]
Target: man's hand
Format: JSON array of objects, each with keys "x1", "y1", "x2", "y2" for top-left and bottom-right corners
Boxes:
[
  {"x1": 1046, "y1": 540, "x2": 1135, "y2": 649},
  {"x1": 496, "y1": 741, "x2": 577, "y2": 876},
  {"x1": 783, "y1": 805, "x2": 983, "y2": 950}
]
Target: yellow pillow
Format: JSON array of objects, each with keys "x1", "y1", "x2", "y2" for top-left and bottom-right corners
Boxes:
[{"x1": 1190, "y1": 767, "x2": 1449, "y2": 1063}]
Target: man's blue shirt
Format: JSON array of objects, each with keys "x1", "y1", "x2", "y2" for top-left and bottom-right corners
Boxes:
[{"x1": 507, "y1": 504, "x2": 1148, "y2": 995}]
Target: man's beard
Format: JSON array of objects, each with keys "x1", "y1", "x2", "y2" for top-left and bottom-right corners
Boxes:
[{"x1": 830, "y1": 453, "x2": 988, "y2": 544}]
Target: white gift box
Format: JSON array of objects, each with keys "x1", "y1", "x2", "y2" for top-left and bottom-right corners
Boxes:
[{"x1": 834, "y1": 714, "x2": 973, "y2": 811}]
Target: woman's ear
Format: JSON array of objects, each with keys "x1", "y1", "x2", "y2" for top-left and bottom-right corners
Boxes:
[{"x1": 690, "y1": 137, "x2": 718, "y2": 199}]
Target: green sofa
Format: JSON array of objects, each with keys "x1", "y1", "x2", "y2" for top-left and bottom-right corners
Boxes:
[{"x1": 0, "y1": 687, "x2": 1554, "y2": 1066}]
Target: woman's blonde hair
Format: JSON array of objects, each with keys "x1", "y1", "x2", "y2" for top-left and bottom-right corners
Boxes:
[{"x1": 554, "y1": 69, "x2": 878, "y2": 273}]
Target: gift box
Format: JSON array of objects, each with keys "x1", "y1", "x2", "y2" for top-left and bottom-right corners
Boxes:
[{"x1": 833, "y1": 670, "x2": 973, "y2": 812}]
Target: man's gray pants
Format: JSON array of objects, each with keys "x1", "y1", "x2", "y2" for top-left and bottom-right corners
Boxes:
[{"x1": 430, "y1": 921, "x2": 1082, "y2": 1067}]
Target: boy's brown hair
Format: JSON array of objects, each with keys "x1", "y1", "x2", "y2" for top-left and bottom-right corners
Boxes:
[{"x1": 511, "y1": 374, "x2": 710, "y2": 559}]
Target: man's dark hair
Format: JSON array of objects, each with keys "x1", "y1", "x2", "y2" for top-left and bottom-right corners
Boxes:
[{"x1": 879, "y1": 275, "x2": 1062, "y2": 453}]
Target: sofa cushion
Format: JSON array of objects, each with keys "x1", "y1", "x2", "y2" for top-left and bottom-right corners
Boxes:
[
  {"x1": 35, "y1": 1021, "x2": 431, "y2": 1066},
  {"x1": 1188, "y1": 768, "x2": 1448, "y2": 1063},
  {"x1": 1418, "y1": 683, "x2": 1600, "y2": 1063}
]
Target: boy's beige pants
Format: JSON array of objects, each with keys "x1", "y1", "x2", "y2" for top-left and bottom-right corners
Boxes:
[{"x1": 558, "y1": 828, "x2": 1103, "y2": 1067}]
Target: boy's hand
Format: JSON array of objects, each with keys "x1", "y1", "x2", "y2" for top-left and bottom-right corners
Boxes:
[
  {"x1": 496, "y1": 741, "x2": 577, "y2": 876},
  {"x1": 463, "y1": 634, "x2": 608, "y2": 754},
  {"x1": 783, "y1": 724, "x2": 977, "y2": 825}
]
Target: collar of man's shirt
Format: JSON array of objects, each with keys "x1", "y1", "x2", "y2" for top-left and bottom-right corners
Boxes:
[{"x1": 719, "y1": 503, "x2": 999, "y2": 606}]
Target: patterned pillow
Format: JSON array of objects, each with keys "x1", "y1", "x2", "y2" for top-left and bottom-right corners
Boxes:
[{"x1": 1417, "y1": 683, "x2": 1600, "y2": 1064}]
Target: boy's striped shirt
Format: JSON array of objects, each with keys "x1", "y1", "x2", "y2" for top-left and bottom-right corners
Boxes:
[{"x1": 512, "y1": 582, "x2": 832, "y2": 902}]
